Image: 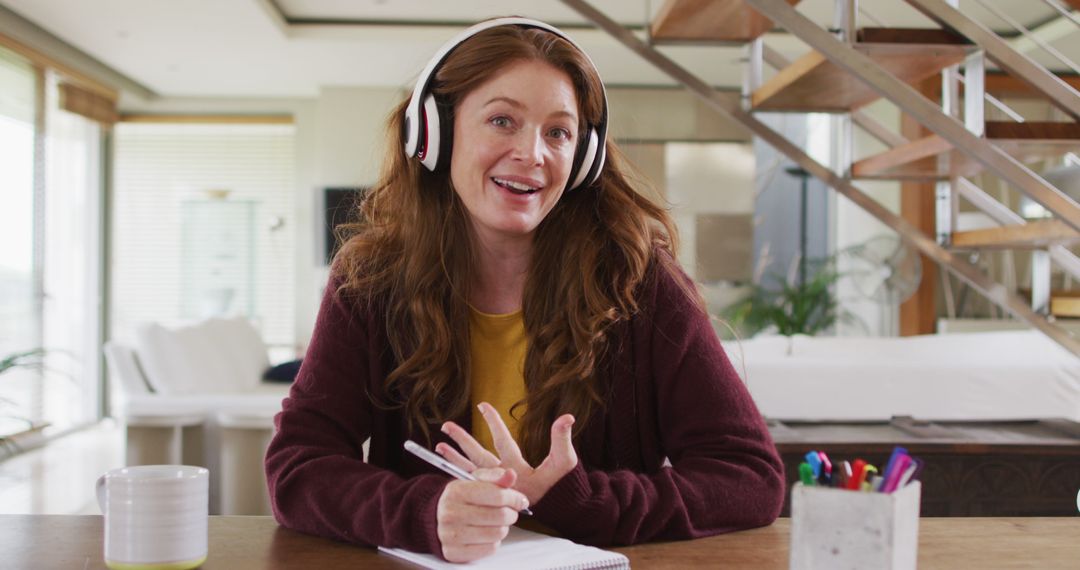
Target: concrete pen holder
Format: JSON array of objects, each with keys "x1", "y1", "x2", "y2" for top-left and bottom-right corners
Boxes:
[{"x1": 789, "y1": 480, "x2": 921, "y2": 570}]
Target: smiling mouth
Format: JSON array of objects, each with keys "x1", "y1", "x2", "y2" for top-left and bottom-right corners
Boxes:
[{"x1": 492, "y1": 177, "x2": 541, "y2": 195}]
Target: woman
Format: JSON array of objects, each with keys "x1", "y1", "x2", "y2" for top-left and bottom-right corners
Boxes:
[{"x1": 265, "y1": 17, "x2": 784, "y2": 563}]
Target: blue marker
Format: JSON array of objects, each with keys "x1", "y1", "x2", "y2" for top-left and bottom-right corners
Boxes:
[
  {"x1": 804, "y1": 450, "x2": 822, "y2": 479},
  {"x1": 881, "y1": 446, "x2": 908, "y2": 483}
]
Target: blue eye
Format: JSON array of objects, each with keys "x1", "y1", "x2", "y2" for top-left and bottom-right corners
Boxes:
[
  {"x1": 490, "y1": 116, "x2": 512, "y2": 128},
  {"x1": 548, "y1": 127, "x2": 572, "y2": 141}
]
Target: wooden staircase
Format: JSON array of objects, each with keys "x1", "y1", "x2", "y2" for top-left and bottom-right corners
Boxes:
[
  {"x1": 650, "y1": 0, "x2": 799, "y2": 43},
  {"x1": 950, "y1": 219, "x2": 1080, "y2": 250},
  {"x1": 753, "y1": 28, "x2": 970, "y2": 112},
  {"x1": 852, "y1": 122, "x2": 1080, "y2": 180},
  {"x1": 561, "y1": 0, "x2": 1080, "y2": 356}
]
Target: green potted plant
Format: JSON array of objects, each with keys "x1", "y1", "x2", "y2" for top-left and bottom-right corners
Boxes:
[
  {"x1": 0, "y1": 348, "x2": 47, "y2": 458},
  {"x1": 1, "y1": 348, "x2": 45, "y2": 377},
  {"x1": 721, "y1": 256, "x2": 863, "y2": 346}
]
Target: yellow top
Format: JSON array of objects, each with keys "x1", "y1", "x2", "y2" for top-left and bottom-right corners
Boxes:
[{"x1": 468, "y1": 306, "x2": 528, "y2": 454}]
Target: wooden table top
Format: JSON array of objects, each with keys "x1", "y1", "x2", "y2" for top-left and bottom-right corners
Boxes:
[{"x1": 4, "y1": 515, "x2": 1079, "y2": 569}]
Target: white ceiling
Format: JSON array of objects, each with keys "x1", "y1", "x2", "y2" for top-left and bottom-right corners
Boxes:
[{"x1": 1, "y1": 0, "x2": 1076, "y2": 101}]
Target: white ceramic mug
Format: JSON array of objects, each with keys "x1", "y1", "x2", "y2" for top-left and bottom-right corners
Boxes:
[{"x1": 96, "y1": 465, "x2": 209, "y2": 570}]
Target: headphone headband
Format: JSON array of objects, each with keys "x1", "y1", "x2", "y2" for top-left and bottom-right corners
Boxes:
[{"x1": 403, "y1": 17, "x2": 608, "y2": 191}]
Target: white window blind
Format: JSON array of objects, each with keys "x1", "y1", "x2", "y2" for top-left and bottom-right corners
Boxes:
[
  {"x1": 0, "y1": 46, "x2": 40, "y2": 435},
  {"x1": 42, "y1": 71, "x2": 103, "y2": 430},
  {"x1": 0, "y1": 47, "x2": 34, "y2": 123},
  {"x1": 112, "y1": 123, "x2": 296, "y2": 352},
  {"x1": 1, "y1": 51, "x2": 105, "y2": 436}
]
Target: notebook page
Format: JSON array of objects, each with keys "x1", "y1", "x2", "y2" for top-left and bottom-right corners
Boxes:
[{"x1": 377, "y1": 526, "x2": 629, "y2": 569}]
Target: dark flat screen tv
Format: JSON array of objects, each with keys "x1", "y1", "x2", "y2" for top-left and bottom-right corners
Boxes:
[{"x1": 323, "y1": 187, "x2": 365, "y2": 264}]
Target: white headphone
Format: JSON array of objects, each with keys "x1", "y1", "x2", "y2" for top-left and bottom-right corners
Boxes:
[{"x1": 402, "y1": 17, "x2": 608, "y2": 191}]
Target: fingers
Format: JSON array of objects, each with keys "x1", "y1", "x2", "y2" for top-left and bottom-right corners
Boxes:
[
  {"x1": 446, "y1": 478, "x2": 528, "y2": 511},
  {"x1": 441, "y1": 421, "x2": 500, "y2": 468},
  {"x1": 442, "y1": 543, "x2": 499, "y2": 564},
  {"x1": 473, "y1": 466, "x2": 517, "y2": 489},
  {"x1": 438, "y1": 500, "x2": 519, "y2": 527},
  {"x1": 437, "y1": 479, "x2": 525, "y2": 564},
  {"x1": 477, "y1": 402, "x2": 524, "y2": 463},
  {"x1": 549, "y1": 414, "x2": 577, "y2": 463},
  {"x1": 435, "y1": 442, "x2": 478, "y2": 473}
]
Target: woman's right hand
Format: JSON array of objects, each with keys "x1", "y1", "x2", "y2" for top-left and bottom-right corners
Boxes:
[{"x1": 435, "y1": 467, "x2": 529, "y2": 563}]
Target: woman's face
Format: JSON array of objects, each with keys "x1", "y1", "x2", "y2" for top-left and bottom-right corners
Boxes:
[{"x1": 449, "y1": 59, "x2": 580, "y2": 245}]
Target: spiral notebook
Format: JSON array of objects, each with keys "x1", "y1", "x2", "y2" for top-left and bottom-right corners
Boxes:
[{"x1": 377, "y1": 526, "x2": 630, "y2": 569}]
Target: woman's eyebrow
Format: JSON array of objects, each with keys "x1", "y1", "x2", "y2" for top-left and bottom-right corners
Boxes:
[
  {"x1": 484, "y1": 96, "x2": 578, "y2": 122},
  {"x1": 484, "y1": 96, "x2": 524, "y2": 109}
]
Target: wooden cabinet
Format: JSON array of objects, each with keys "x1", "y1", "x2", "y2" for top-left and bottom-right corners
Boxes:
[{"x1": 770, "y1": 418, "x2": 1080, "y2": 516}]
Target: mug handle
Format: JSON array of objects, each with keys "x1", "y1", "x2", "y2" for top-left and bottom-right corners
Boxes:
[{"x1": 96, "y1": 473, "x2": 107, "y2": 514}]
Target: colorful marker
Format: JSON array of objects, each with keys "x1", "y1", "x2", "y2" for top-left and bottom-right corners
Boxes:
[
  {"x1": 804, "y1": 451, "x2": 823, "y2": 480},
  {"x1": 799, "y1": 462, "x2": 816, "y2": 486}
]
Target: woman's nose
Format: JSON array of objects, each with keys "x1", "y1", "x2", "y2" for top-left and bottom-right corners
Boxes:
[{"x1": 510, "y1": 129, "x2": 544, "y2": 165}]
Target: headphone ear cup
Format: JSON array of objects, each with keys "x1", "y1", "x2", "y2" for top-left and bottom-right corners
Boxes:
[
  {"x1": 567, "y1": 128, "x2": 600, "y2": 191},
  {"x1": 419, "y1": 94, "x2": 441, "y2": 171}
]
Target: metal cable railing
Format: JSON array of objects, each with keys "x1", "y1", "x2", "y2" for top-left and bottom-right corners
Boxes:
[
  {"x1": 971, "y1": 0, "x2": 1080, "y2": 75},
  {"x1": 954, "y1": 74, "x2": 1027, "y2": 122},
  {"x1": 864, "y1": 1, "x2": 1030, "y2": 123},
  {"x1": 1041, "y1": 0, "x2": 1080, "y2": 31},
  {"x1": 857, "y1": 4, "x2": 887, "y2": 27}
]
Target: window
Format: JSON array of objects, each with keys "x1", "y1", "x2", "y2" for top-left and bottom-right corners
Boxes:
[
  {"x1": 112, "y1": 122, "x2": 296, "y2": 354},
  {"x1": 0, "y1": 45, "x2": 106, "y2": 439},
  {"x1": 0, "y1": 48, "x2": 39, "y2": 437}
]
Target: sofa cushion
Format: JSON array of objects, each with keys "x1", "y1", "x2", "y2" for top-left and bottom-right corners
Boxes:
[
  {"x1": 133, "y1": 318, "x2": 269, "y2": 395},
  {"x1": 204, "y1": 317, "x2": 270, "y2": 392}
]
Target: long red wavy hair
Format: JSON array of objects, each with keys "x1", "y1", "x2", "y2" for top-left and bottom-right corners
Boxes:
[{"x1": 334, "y1": 25, "x2": 688, "y2": 464}]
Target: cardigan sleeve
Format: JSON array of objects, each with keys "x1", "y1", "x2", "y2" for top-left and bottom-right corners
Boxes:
[
  {"x1": 264, "y1": 279, "x2": 448, "y2": 554},
  {"x1": 529, "y1": 264, "x2": 786, "y2": 545}
]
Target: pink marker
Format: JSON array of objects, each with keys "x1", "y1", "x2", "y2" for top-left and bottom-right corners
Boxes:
[{"x1": 881, "y1": 454, "x2": 913, "y2": 493}]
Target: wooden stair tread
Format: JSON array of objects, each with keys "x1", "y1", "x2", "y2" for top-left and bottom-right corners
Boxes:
[
  {"x1": 650, "y1": 0, "x2": 800, "y2": 43},
  {"x1": 752, "y1": 30, "x2": 971, "y2": 112},
  {"x1": 984, "y1": 121, "x2": 1080, "y2": 140},
  {"x1": 1051, "y1": 296, "x2": 1080, "y2": 318},
  {"x1": 951, "y1": 219, "x2": 1080, "y2": 249},
  {"x1": 857, "y1": 27, "x2": 970, "y2": 45},
  {"x1": 1016, "y1": 288, "x2": 1080, "y2": 318},
  {"x1": 853, "y1": 122, "x2": 1080, "y2": 180},
  {"x1": 985, "y1": 71, "x2": 1080, "y2": 100}
]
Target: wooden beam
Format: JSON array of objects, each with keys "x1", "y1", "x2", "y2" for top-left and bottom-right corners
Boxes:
[
  {"x1": 0, "y1": 33, "x2": 118, "y2": 103},
  {"x1": 852, "y1": 121, "x2": 1080, "y2": 180},
  {"x1": 119, "y1": 114, "x2": 295, "y2": 125},
  {"x1": 900, "y1": 77, "x2": 939, "y2": 336},
  {"x1": 951, "y1": 219, "x2": 1080, "y2": 249},
  {"x1": 852, "y1": 134, "x2": 952, "y2": 178}
]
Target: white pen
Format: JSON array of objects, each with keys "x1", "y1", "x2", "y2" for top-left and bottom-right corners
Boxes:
[{"x1": 403, "y1": 439, "x2": 533, "y2": 515}]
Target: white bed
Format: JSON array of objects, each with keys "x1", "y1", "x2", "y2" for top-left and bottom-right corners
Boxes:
[{"x1": 722, "y1": 330, "x2": 1080, "y2": 423}]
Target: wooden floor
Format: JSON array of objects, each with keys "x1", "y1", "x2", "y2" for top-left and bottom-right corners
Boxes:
[{"x1": 0, "y1": 420, "x2": 124, "y2": 515}]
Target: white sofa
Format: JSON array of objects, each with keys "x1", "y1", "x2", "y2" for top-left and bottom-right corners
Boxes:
[
  {"x1": 724, "y1": 330, "x2": 1080, "y2": 423},
  {"x1": 104, "y1": 317, "x2": 290, "y2": 515}
]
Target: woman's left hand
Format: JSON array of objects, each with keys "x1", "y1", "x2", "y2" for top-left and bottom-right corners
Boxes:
[{"x1": 437, "y1": 402, "x2": 577, "y2": 505}]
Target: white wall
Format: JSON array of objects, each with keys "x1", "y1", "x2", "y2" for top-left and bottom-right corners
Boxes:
[
  {"x1": 665, "y1": 143, "x2": 755, "y2": 279},
  {"x1": 118, "y1": 86, "x2": 751, "y2": 353}
]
